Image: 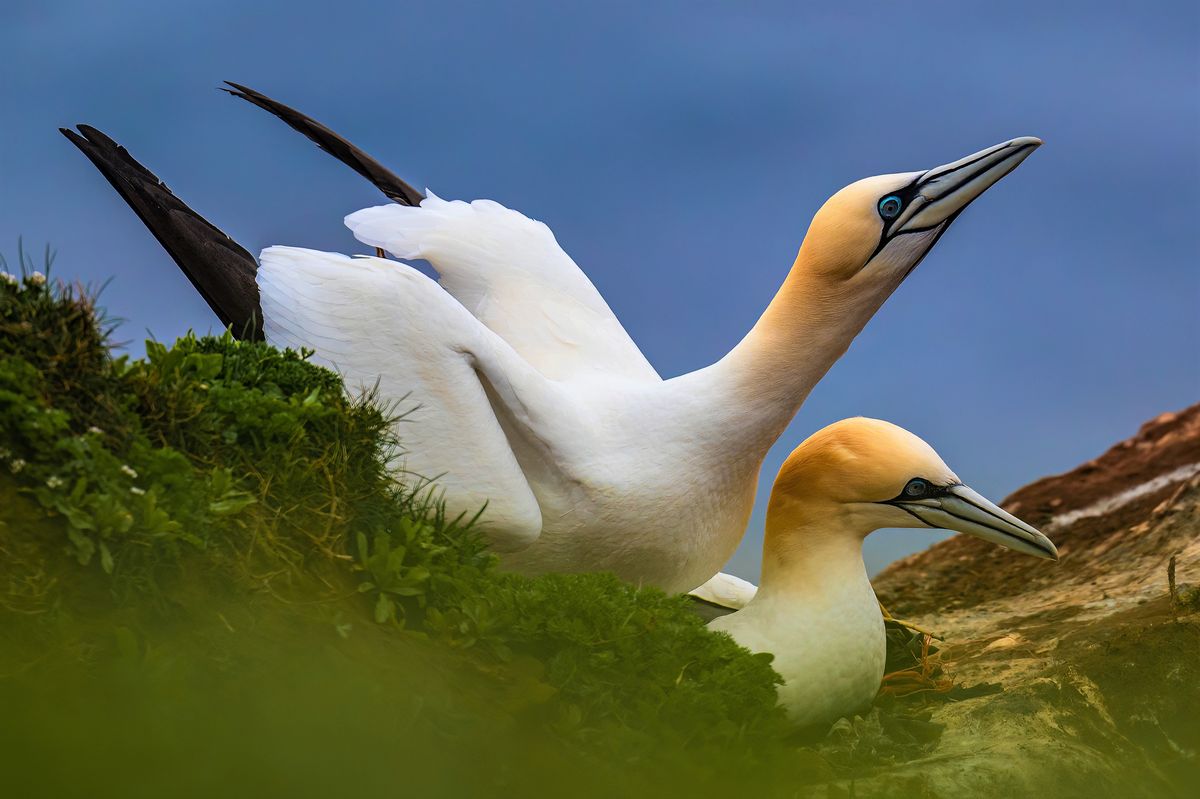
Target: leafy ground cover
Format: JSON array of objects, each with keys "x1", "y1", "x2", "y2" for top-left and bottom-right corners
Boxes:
[{"x1": 0, "y1": 255, "x2": 963, "y2": 797}]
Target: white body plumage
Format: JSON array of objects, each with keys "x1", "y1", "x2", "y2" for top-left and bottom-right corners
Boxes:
[
  {"x1": 257, "y1": 137, "x2": 1041, "y2": 594},
  {"x1": 708, "y1": 556, "x2": 886, "y2": 726},
  {"x1": 259, "y1": 229, "x2": 768, "y2": 592},
  {"x1": 701, "y1": 418, "x2": 1055, "y2": 725}
]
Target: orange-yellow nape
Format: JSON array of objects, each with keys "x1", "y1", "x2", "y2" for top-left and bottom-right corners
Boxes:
[
  {"x1": 795, "y1": 173, "x2": 921, "y2": 279},
  {"x1": 762, "y1": 416, "x2": 1056, "y2": 569},
  {"x1": 770, "y1": 417, "x2": 957, "y2": 511}
]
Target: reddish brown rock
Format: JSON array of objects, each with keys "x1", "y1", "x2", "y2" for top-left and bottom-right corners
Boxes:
[
  {"x1": 846, "y1": 405, "x2": 1200, "y2": 797},
  {"x1": 876, "y1": 403, "x2": 1200, "y2": 618}
]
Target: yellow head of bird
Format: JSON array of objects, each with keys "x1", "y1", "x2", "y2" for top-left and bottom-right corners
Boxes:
[
  {"x1": 766, "y1": 417, "x2": 1058, "y2": 561},
  {"x1": 796, "y1": 137, "x2": 1042, "y2": 284}
]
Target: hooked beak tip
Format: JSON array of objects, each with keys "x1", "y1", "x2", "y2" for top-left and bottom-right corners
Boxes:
[
  {"x1": 891, "y1": 136, "x2": 1042, "y2": 234},
  {"x1": 903, "y1": 483, "x2": 1060, "y2": 562}
]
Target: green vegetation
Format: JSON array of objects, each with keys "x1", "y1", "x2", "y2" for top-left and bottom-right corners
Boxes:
[
  {"x1": 3, "y1": 257, "x2": 819, "y2": 796},
  {"x1": 6, "y1": 254, "x2": 992, "y2": 797}
]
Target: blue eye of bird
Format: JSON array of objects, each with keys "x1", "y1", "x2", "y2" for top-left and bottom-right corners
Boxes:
[
  {"x1": 878, "y1": 195, "x2": 902, "y2": 220},
  {"x1": 904, "y1": 479, "x2": 929, "y2": 497}
]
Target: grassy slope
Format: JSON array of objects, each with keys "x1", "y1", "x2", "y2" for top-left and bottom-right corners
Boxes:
[
  {"x1": 2, "y1": 268, "x2": 818, "y2": 796},
  {"x1": 1, "y1": 265, "x2": 962, "y2": 797}
]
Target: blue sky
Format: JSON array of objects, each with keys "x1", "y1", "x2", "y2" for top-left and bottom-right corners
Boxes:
[{"x1": 4, "y1": 1, "x2": 1197, "y2": 577}]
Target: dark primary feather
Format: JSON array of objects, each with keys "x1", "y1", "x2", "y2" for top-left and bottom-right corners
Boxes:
[
  {"x1": 60, "y1": 125, "x2": 264, "y2": 341},
  {"x1": 222, "y1": 81, "x2": 426, "y2": 207}
]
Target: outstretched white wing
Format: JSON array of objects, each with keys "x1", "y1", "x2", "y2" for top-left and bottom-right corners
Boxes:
[
  {"x1": 344, "y1": 195, "x2": 660, "y2": 384},
  {"x1": 257, "y1": 245, "x2": 544, "y2": 552}
]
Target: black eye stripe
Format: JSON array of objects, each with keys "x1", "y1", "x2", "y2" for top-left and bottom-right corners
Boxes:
[
  {"x1": 881, "y1": 478, "x2": 955, "y2": 504},
  {"x1": 863, "y1": 175, "x2": 927, "y2": 264}
]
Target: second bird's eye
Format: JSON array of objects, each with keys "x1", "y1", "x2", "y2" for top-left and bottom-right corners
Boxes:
[
  {"x1": 878, "y1": 195, "x2": 902, "y2": 219},
  {"x1": 903, "y1": 479, "x2": 929, "y2": 498}
]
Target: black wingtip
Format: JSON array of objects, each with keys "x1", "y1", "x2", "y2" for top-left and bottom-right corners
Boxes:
[
  {"x1": 63, "y1": 124, "x2": 115, "y2": 154},
  {"x1": 61, "y1": 124, "x2": 264, "y2": 342},
  {"x1": 220, "y1": 80, "x2": 253, "y2": 99},
  {"x1": 222, "y1": 81, "x2": 426, "y2": 207},
  {"x1": 76, "y1": 123, "x2": 104, "y2": 138}
]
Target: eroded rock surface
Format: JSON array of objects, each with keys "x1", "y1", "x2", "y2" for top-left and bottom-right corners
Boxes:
[{"x1": 856, "y1": 405, "x2": 1200, "y2": 796}]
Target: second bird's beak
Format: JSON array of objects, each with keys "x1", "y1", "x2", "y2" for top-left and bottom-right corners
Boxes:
[
  {"x1": 891, "y1": 137, "x2": 1043, "y2": 234},
  {"x1": 894, "y1": 483, "x2": 1059, "y2": 560}
]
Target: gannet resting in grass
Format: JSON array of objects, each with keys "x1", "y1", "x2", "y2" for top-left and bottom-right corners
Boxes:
[
  {"x1": 61, "y1": 92, "x2": 1040, "y2": 594},
  {"x1": 706, "y1": 418, "x2": 1057, "y2": 727}
]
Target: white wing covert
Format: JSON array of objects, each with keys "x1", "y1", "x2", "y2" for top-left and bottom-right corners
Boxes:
[
  {"x1": 257, "y1": 246, "x2": 544, "y2": 552},
  {"x1": 344, "y1": 194, "x2": 660, "y2": 383},
  {"x1": 689, "y1": 572, "x2": 759, "y2": 611}
]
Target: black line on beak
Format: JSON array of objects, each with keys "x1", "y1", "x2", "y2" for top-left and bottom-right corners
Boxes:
[{"x1": 893, "y1": 496, "x2": 1056, "y2": 560}]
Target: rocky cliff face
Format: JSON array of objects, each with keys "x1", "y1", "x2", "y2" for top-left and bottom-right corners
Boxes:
[
  {"x1": 878, "y1": 405, "x2": 1200, "y2": 618},
  {"x1": 858, "y1": 405, "x2": 1200, "y2": 796}
]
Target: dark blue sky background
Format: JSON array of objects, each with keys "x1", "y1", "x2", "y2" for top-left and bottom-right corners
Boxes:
[{"x1": 4, "y1": 1, "x2": 1197, "y2": 577}]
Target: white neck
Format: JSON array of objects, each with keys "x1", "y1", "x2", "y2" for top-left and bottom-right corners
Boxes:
[
  {"x1": 700, "y1": 266, "x2": 897, "y2": 455},
  {"x1": 715, "y1": 513, "x2": 886, "y2": 726},
  {"x1": 757, "y1": 512, "x2": 873, "y2": 605}
]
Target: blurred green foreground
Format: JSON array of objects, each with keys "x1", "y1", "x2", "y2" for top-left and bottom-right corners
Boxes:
[
  {"x1": 2, "y1": 262, "x2": 1196, "y2": 798},
  {"x1": 0, "y1": 264, "x2": 816, "y2": 798}
]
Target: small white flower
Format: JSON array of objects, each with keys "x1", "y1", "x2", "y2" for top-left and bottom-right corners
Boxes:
[
  {"x1": 0, "y1": 447, "x2": 10, "y2": 460},
  {"x1": 28, "y1": 271, "x2": 46, "y2": 286},
  {"x1": 10, "y1": 459, "x2": 26, "y2": 474},
  {"x1": 119, "y1": 464, "x2": 138, "y2": 479},
  {"x1": 130, "y1": 486, "x2": 146, "y2": 496},
  {"x1": 46, "y1": 476, "x2": 65, "y2": 489},
  {"x1": 0, "y1": 272, "x2": 17, "y2": 286},
  {"x1": 87, "y1": 426, "x2": 105, "y2": 436}
]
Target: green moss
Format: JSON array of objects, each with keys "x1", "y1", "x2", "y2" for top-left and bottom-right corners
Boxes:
[{"x1": 1, "y1": 265, "x2": 803, "y2": 792}]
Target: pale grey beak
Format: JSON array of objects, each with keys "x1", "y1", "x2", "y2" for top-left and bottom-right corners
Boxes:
[
  {"x1": 894, "y1": 483, "x2": 1058, "y2": 560},
  {"x1": 890, "y1": 137, "x2": 1043, "y2": 234}
]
